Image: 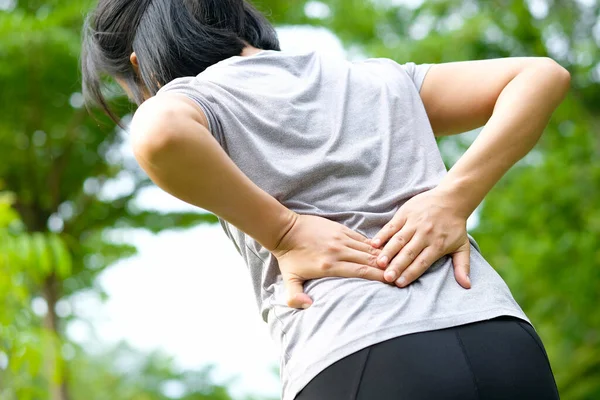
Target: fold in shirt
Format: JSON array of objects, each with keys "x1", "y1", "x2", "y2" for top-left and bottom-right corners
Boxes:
[{"x1": 157, "y1": 49, "x2": 531, "y2": 400}]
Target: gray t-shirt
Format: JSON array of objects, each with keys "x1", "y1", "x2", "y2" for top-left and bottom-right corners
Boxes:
[{"x1": 158, "y1": 49, "x2": 530, "y2": 400}]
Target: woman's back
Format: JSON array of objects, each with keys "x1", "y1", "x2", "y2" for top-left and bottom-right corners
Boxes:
[
  {"x1": 160, "y1": 49, "x2": 445, "y2": 218},
  {"x1": 158, "y1": 49, "x2": 530, "y2": 400}
]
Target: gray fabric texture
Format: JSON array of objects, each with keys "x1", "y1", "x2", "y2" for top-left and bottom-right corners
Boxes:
[{"x1": 157, "y1": 49, "x2": 530, "y2": 400}]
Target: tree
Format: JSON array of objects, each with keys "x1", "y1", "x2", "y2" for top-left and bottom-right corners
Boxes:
[
  {"x1": 0, "y1": 191, "x2": 256, "y2": 399},
  {"x1": 2, "y1": 0, "x2": 598, "y2": 399},
  {"x1": 0, "y1": 2, "x2": 217, "y2": 399},
  {"x1": 0, "y1": 186, "x2": 78, "y2": 400},
  {"x1": 69, "y1": 342, "x2": 254, "y2": 400}
]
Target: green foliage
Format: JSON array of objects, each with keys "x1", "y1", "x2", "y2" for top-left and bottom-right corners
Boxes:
[
  {"x1": 69, "y1": 342, "x2": 248, "y2": 400},
  {"x1": 0, "y1": 0, "x2": 216, "y2": 299},
  {"x1": 0, "y1": 193, "x2": 65, "y2": 400},
  {"x1": 1, "y1": 0, "x2": 598, "y2": 399},
  {"x1": 0, "y1": 1, "x2": 219, "y2": 399}
]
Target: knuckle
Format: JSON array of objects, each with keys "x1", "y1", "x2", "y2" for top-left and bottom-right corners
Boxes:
[
  {"x1": 423, "y1": 222, "x2": 435, "y2": 233},
  {"x1": 387, "y1": 223, "x2": 396, "y2": 231},
  {"x1": 434, "y1": 238, "x2": 445, "y2": 251},
  {"x1": 393, "y1": 235, "x2": 405, "y2": 245},
  {"x1": 320, "y1": 260, "x2": 333, "y2": 271},
  {"x1": 326, "y1": 244, "x2": 340, "y2": 254},
  {"x1": 356, "y1": 265, "x2": 369, "y2": 278},
  {"x1": 367, "y1": 255, "x2": 378, "y2": 266},
  {"x1": 419, "y1": 258, "x2": 429, "y2": 269},
  {"x1": 405, "y1": 249, "x2": 417, "y2": 260}
]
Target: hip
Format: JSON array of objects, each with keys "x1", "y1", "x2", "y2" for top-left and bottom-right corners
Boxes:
[{"x1": 295, "y1": 315, "x2": 559, "y2": 400}]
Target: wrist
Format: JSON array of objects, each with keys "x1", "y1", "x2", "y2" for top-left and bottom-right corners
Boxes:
[
  {"x1": 435, "y1": 177, "x2": 477, "y2": 220},
  {"x1": 264, "y1": 207, "x2": 298, "y2": 253}
]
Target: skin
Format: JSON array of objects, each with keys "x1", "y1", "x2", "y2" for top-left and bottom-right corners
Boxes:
[
  {"x1": 123, "y1": 46, "x2": 570, "y2": 308},
  {"x1": 371, "y1": 58, "x2": 571, "y2": 289}
]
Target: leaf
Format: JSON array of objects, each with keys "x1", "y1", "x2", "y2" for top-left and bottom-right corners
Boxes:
[
  {"x1": 47, "y1": 234, "x2": 72, "y2": 279},
  {"x1": 13, "y1": 234, "x2": 34, "y2": 270},
  {"x1": 31, "y1": 233, "x2": 52, "y2": 277}
]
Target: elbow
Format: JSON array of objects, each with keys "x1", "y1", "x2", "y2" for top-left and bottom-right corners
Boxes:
[{"x1": 537, "y1": 57, "x2": 571, "y2": 95}]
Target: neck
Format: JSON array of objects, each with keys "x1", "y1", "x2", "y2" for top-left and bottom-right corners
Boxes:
[{"x1": 241, "y1": 45, "x2": 263, "y2": 57}]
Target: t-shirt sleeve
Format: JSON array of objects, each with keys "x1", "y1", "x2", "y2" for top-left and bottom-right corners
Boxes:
[
  {"x1": 366, "y1": 58, "x2": 433, "y2": 93},
  {"x1": 399, "y1": 62, "x2": 433, "y2": 93},
  {"x1": 156, "y1": 77, "x2": 226, "y2": 148}
]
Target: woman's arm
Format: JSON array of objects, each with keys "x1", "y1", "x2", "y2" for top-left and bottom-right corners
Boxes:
[
  {"x1": 130, "y1": 93, "x2": 295, "y2": 252},
  {"x1": 130, "y1": 93, "x2": 385, "y2": 308},
  {"x1": 424, "y1": 57, "x2": 571, "y2": 218},
  {"x1": 372, "y1": 57, "x2": 570, "y2": 288}
]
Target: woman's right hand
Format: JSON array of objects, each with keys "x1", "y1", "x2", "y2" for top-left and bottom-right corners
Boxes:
[{"x1": 271, "y1": 213, "x2": 386, "y2": 309}]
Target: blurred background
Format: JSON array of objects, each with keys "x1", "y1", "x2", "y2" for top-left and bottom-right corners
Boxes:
[{"x1": 0, "y1": 0, "x2": 599, "y2": 399}]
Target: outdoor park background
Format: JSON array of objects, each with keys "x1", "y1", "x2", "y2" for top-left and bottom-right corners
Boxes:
[{"x1": 1, "y1": 0, "x2": 599, "y2": 399}]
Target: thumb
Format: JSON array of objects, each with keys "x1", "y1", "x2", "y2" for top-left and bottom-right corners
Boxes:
[
  {"x1": 284, "y1": 274, "x2": 313, "y2": 309},
  {"x1": 452, "y1": 241, "x2": 471, "y2": 289}
]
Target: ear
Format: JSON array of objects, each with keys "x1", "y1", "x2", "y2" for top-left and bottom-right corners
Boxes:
[{"x1": 130, "y1": 52, "x2": 139, "y2": 68}]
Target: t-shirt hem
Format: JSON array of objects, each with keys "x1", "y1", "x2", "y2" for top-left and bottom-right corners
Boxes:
[{"x1": 282, "y1": 307, "x2": 531, "y2": 400}]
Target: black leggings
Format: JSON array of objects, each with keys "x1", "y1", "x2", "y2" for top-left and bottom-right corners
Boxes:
[{"x1": 295, "y1": 316, "x2": 560, "y2": 400}]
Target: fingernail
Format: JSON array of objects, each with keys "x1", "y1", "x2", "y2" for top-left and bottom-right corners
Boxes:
[
  {"x1": 385, "y1": 270, "x2": 397, "y2": 282},
  {"x1": 379, "y1": 255, "x2": 388, "y2": 265},
  {"x1": 372, "y1": 238, "x2": 382, "y2": 247},
  {"x1": 302, "y1": 303, "x2": 311, "y2": 309},
  {"x1": 396, "y1": 276, "x2": 407, "y2": 287}
]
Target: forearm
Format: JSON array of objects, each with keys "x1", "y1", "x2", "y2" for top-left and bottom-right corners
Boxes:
[
  {"x1": 131, "y1": 95, "x2": 297, "y2": 251},
  {"x1": 436, "y1": 61, "x2": 570, "y2": 218}
]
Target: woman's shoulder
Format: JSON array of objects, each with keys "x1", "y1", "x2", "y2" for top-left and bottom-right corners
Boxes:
[{"x1": 131, "y1": 93, "x2": 210, "y2": 143}]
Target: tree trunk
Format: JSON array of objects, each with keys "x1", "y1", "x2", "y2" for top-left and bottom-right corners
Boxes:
[{"x1": 42, "y1": 274, "x2": 70, "y2": 400}]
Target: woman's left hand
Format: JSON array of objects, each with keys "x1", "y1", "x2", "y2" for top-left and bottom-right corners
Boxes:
[
  {"x1": 370, "y1": 188, "x2": 472, "y2": 289},
  {"x1": 272, "y1": 213, "x2": 386, "y2": 309}
]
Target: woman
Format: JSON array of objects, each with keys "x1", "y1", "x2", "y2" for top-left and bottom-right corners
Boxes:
[{"x1": 82, "y1": 1, "x2": 569, "y2": 399}]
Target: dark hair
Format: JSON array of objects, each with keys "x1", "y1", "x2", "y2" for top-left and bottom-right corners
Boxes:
[{"x1": 82, "y1": 0, "x2": 280, "y2": 123}]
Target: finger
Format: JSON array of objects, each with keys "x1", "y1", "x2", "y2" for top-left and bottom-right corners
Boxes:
[
  {"x1": 452, "y1": 242, "x2": 471, "y2": 289},
  {"x1": 328, "y1": 262, "x2": 387, "y2": 283},
  {"x1": 344, "y1": 237, "x2": 382, "y2": 259},
  {"x1": 343, "y1": 228, "x2": 370, "y2": 243},
  {"x1": 384, "y1": 235, "x2": 425, "y2": 283},
  {"x1": 283, "y1": 274, "x2": 313, "y2": 309},
  {"x1": 342, "y1": 246, "x2": 380, "y2": 268},
  {"x1": 376, "y1": 225, "x2": 416, "y2": 269},
  {"x1": 371, "y1": 214, "x2": 408, "y2": 248},
  {"x1": 394, "y1": 247, "x2": 439, "y2": 288}
]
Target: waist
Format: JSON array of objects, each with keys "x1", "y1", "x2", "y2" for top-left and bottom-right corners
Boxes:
[{"x1": 266, "y1": 249, "x2": 525, "y2": 365}]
